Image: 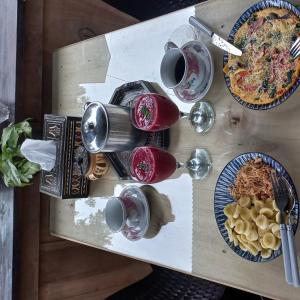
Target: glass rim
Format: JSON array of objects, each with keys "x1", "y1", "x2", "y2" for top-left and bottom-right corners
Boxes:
[{"x1": 129, "y1": 93, "x2": 180, "y2": 132}]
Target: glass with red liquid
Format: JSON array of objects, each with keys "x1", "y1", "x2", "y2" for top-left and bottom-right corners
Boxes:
[
  {"x1": 129, "y1": 146, "x2": 176, "y2": 183},
  {"x1": 131, "y1": 93, "x2": 180, "y2": 132},
  {"x1": 129, "y1": 146, "x2": 212, "y2": 184},
  {"x1": 131, "y1": 93, "x2": 215, "y2": 134}
]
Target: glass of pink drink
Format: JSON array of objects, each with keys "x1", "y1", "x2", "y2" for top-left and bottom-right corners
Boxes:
[
  {"x1": 129, "y1": 146, "x2": 212, "y2": 183},
  {"x1": 130, "y1": 146, "x2": 177, "y2": 184},
  {"x1": 131, "y1": 93, "x2": 180, "y2": 132},
  {"x1": 131, "y1": 93, "x2": 215, "y2": 134}
]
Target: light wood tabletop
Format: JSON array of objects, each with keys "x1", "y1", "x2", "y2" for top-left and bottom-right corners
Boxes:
[{"x1": 50, "y1": 0, "x2": 300, "y2": 299}]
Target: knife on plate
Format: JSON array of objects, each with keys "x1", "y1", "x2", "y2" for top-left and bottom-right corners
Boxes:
[{"x1": 189, "y1": 16, "x2": 242, "y2": 56}]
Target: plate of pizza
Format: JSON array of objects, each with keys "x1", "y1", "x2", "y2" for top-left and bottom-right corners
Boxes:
[{"x1": 223, "y1": 0, "x2": 300, "y2": 110}]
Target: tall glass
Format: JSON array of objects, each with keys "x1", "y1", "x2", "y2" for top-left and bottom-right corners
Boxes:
[
  {"x1": 131, "y1": 93, "x2": 215, "y2": 134},
  {"x1": 129, "y1": 146, "x2": 212, "y2": 183},
  {"x1": 131, "y1": 93, "x2": 180, "y2": 132},
  {"x1": 129, "y1": 146, "x2": 177, "y2": 183}
]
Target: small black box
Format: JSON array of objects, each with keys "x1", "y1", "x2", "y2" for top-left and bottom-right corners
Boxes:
[{"x1": 40, "y1": 114, "x2": 89, "y2": 199}]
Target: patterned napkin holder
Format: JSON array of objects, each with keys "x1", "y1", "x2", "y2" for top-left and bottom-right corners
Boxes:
[{"x1": 39, "y1": 114, "x2": 89, "y2": 199}]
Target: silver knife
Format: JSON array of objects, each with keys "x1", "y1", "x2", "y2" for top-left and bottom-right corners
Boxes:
[{"x1": 189, "y1": 16, "x2": 242, "y2": 56}]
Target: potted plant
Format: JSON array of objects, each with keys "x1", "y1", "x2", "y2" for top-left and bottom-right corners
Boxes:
[{"x1": 0, "y1": 119, "x2": 40, "y2": 187}]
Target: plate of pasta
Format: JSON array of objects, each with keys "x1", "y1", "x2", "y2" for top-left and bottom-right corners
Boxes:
[
  {"x1": 214, "y1": 152, "x2": 299, "y2": 262},
  {"x1": 223, "y1": 0, "x2": 300, "y2": 110}
]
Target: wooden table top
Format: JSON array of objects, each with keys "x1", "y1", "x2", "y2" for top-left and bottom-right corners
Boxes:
[{"x1": 50, "y1": 0, "x2": 300, "y2": 299}]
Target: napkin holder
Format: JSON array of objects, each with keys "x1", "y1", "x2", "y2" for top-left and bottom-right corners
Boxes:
[{"x1": 39, "y1": 114, "x2": 89, "y2": 199}]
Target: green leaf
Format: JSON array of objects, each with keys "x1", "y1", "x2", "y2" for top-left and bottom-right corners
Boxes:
[
  {"x1": 7, "y1": 128, "x2": 19, "y2": 151},
  {"x1": 2, "y1": 119, "x2": 32, "y2": 151},
  {"x1": 1, "y1": 160, "x2": 22, "y2": 187},
  {"x1": 2, "y1": 148, "x2": 14, "y2": 162},
  {"x1": 262, "y1": 77, "x2": 270, "y2": 92},
  {"x1": 19, "y1": 173, "x2": 31, "y2": 183},
  {"x1": 7, "y1": 160, "x2": 22, "y2": 186},
  {"x1": 0, "y1": 159, "x2": 4, "y2": 174},
  {"x1": 1, "y1": 125, "x2": 18, "y2": 153},
  {"x1": 3, "y1": 173, "x2": 11, "y2": 187},
  {"x1": 14, "y1": 158, "x2": 27, "y2": 169},
  {"x1": 286, "y1": 70, "x2": 294, "y2": 85},
  {"x1": 1, "y1": 159, "x2": 38, "y2": 187},
  {"x1": 0, "y1": 119, "x2": 38, "y2": 187},
  {"x1": 138, "y1": 162, "x2": 149, "y2": 172},
  {"x1": 140, "y1": 106, "x2": 151, "y2": 120},
  {"x1": 14, "y1": 145, "x2": 24, "y2": 158},
  {"x1": 20, "y1": 160, "x2": 40, "y2": 177},
  {"x1": 14, "y1": 120, "x2": 32, "y2": 137},
  {"x1": 234, "y1": 37, "x2": 247, "y2": 50},
  {"x1": 269, "y1": 85, "x2": 277, "y2": 98},
  {"x1": 1, "y1": 121, "x2": 32, "y2": 155}
]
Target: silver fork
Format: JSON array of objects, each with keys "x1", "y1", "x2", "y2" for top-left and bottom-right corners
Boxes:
[
  {"x1": 290, "y1": 37, "x2": 300, "y2": 59},
  {"x1": 281, "y1": 177, "x2": 300, "y2": 287},
  {"x1": 271, "y1": 173, "x2": 293, "y2": 285}
]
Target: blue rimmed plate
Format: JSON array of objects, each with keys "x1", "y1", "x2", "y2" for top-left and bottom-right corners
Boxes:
[
  {"x1": 214, "y1": 152, "x2": 299, "y2": 262},
  {"x1": 223, "y1": 0, "x2": 300, "y2": 110}
]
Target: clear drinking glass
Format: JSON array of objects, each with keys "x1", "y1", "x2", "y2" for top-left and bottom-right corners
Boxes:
[
  {"x1": 130, "y1": 93, "x2": 215, "y2": 134},
  {"x1": 130, "y1": 93, "x2": 181, "y2": 132},
  {"x1": 129, "y1": 146, "x2": 212, "y2": 183}
]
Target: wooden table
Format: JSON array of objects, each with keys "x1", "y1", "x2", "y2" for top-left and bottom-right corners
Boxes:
[{"x1": 50, "y1": 0, "x2": 300, "y2": 299}]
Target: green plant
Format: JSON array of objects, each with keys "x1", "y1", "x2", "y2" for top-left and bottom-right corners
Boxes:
[{"x1": 0, "y1": 120, "x2": 40, "y2": 187}]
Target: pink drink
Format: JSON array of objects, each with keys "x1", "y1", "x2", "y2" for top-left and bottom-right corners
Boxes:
[
  {"x1": 132, "y1": 93, "x2": 180, "y2": 132},
  {"x1": 130, "y1": 146, "x2": 177, "y2": 183}
]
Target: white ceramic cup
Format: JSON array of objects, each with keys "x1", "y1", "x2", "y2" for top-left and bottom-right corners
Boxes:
[
  {"x1": 105, "y1": 197, "x2": 126, "y2": 233},
  {"x1": 160, "y1": 41, "x2": 207, "y2": 92},
  {"x1": 160, "y1": 47, "x2": 187, "y2": 89}
]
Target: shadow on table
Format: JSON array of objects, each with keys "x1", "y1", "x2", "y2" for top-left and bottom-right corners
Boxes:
[{"x1": 140, "y1": 185, "x2": 175, "y2": 239}]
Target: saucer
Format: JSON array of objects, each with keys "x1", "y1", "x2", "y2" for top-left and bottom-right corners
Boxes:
[{"x1": 119, "y1": 186, "x2": 150, "y2": 241}]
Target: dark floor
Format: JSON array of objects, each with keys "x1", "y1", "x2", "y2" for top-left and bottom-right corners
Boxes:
[
  {"x1": 103, "y1": 1, "x2": 272, "y2": 299},
  {"x1": 104, "y1": 0, "x2": 203, "y2": 21},
  {"x1": 107, "y1": 264, "x2": 269, "y2": 300},
  {"x1": 222, "y1": 287, "x2": 265, "y2": 300}
]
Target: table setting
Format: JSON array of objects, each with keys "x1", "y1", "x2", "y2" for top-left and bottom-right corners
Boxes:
[{"x1": 45, "y1": 0, "x2": 300, "y2": 298}]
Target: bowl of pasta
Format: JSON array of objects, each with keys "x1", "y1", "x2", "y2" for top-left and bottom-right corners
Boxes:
[
  {"x1": 214, "y1": 152, "x2": 299, "y2": 262},
  {"x1": 223, "y1": 0, "x2": 300, "y2": 110}
]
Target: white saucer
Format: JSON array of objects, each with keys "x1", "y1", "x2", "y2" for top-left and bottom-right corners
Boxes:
[
  {"x1": 174, "y1": 41, "x2": 214, "y2": 102},
  {"x1": 168, "y1": 25, "x2": 214, "y2": 102},
  {"x1": 119, "y1": 186, "x2": 150, "y2": 241}
]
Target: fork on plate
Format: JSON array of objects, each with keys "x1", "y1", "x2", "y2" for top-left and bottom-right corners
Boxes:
[
  {"x1": 290, "y1": 36, "x2": 300, "y2": 59},
  {"x1": 271, "y1": 173, "x2": 300, "y2": 287}
]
